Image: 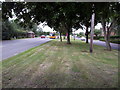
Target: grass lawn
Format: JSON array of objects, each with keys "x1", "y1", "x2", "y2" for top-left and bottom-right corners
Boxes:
[{"x1": 1, "y1": 39, "x2": 118, "y2": 88}]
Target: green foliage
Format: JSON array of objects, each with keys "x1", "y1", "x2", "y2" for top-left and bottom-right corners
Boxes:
[
  {"x1": 94, "y1": 29, "x2": 102, "y2": 37},
  {"x1": 100, "y1": 38, "x2": 120, "y2": 44},
  {"x1": 77, "y1": 32, "x2": 85, "y2": 37},
  {"x1": 2, "y1": 20, "x2": 27, "y2": 40},
  {"x1": 99, "y1": 35, "x2": 120, "y2": 44},
  {"x1": 110, "y1": 35, "x2": 120, "y2": 39},
  {"x1": 39, "y1": 32, "x2": 50, "y2": 36},
  {"x1": 2, "y1": 20, "x2": 15, "y2": 40}
]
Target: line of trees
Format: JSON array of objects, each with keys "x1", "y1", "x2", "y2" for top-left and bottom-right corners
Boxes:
[
  {"x1": 2, "y1": 20, "x2": 28, "y2": 40},
  {"x1": 2, "y1": 2, "x2": 120, "y2": 51}
]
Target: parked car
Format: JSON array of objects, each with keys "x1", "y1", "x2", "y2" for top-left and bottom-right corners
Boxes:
[
  {"x1": 46, "y1": 35, "x2": 50, "y2": 38},
  {"x1": 80, "y1": 37, "x2": 86, "y2": 41},
  {"x1": 40, "y1": 35, "x2": 46, "y2": 38}
]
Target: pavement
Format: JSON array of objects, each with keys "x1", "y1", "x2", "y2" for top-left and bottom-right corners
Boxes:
[
  {"x1": 1, "y1": 38, "x2": 51, "y2": 60},
  {"x1": 76, "y1": 37, "x2": 120, "y2": 51}
]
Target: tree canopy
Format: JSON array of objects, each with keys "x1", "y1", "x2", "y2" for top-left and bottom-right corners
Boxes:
[{"x1": 2, "y1": 2, "x2": 120, "y2": 50}]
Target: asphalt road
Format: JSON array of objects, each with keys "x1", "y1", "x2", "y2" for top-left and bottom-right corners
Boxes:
[
  {"x1": 76, "y1": 37, "x2": 120, "y2": 51},
  {"x1": 2, "y1": 38, "x2": 51, "y2": 60},
  {"x1": 88, "y1": 40, "x2": 120, "y2": 51}
]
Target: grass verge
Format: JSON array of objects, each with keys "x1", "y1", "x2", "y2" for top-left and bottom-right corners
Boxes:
[{"x1": 2, "y1": 39, "x2": 118, "y2": 88}]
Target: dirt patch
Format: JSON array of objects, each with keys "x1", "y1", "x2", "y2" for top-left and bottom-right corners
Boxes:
[
  {"x1": 23, "y1": 61, "x2": 53, "y2": 87},
  {"x1": 81, "y1": 50, "x2": 88, "y2": 52}
]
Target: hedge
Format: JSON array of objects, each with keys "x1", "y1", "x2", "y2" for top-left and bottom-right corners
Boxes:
[
  {"x1": 99, "y1": 38, "x2": 120, "y2": 44},
  {"x1": 94, "y1": 35, "x2": 120, "y2": 40}
]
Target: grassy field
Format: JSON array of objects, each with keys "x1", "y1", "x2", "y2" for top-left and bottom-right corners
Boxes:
[{"x1": 2, "y1": 39, "x2": 118, "y2": 88}]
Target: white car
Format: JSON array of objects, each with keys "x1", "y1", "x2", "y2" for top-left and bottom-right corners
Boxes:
[
  {"x1": 46, "y1": 35, "x2": 50, "y2": 38},
  {"x1": 80, "y1": 37, "x2": 86, "y2": 41}
]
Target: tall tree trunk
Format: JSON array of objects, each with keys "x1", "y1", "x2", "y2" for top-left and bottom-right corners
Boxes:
[
  {"x1": 101, "y1": 19, "x2": 111, "y2": 51},
  {"x1": 105, "y1": 27, "x2": 111, "y2": 51},
  {"x1": 85, "y1": 26, "x2": 89, "y2": 43},
  {"x1": 90, "y1": 13, "x2": 95, "y2": 53},
  {"x1": 67, "y1": 29, "x2": 71, "y2": 44},
  {"x1": 60, "y1": 32, "x2": 62, "y2": 42}
]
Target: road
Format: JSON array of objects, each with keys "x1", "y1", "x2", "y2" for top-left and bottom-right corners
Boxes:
[
  {"x1": 2, "y1": 38, "x2": 51, "y2": 60},
  {"x1": 76, "y1": 37, "x2": 120, "y2": 51},
  {"x1": 88, "y1": 40, "x2": 120, "y2": 50}
]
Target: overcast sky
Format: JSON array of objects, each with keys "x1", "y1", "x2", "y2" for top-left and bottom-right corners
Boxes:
[{"x1": 39, "y1": 23, "x2": 102, "y2": 34}]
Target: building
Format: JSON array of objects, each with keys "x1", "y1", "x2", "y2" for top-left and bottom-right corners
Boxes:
[
  {"x1": 27, "y1": 31, "x2": 35, "y2": 38},
  {"x1": 100, "y1": 27, "x2": 117, "y2": 36}
]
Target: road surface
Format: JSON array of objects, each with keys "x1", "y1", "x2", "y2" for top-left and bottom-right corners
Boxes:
[
  {"x1": 2, "y1": 38, "x2": 51, "y2": 60},
  {"x1": 88, "y1": 40, "x2": 120, "y2": 50},
  {"x1": 76, "y1": 37, "x2": 120, "y2": 51}
]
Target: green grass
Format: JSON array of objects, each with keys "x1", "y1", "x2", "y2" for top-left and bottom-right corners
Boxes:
[{"x1": 2, "y1": 39, "x2": 118, "y2": 88}]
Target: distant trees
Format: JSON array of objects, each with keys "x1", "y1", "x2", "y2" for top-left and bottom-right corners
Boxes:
[{"x1": 2, "y1": 20, "x2": 27, "y2": 40}]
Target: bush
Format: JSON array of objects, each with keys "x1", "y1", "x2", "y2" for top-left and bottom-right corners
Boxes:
[
  {"x1": 94, "y1": 36, "x2": 104, "y2": 40},
  {"x1": 99, "y1": 38, "x2": 105, "y2": 41},
  {"x1": 99, "y1": 38, "x2": 120, "y2": 44},
  {"x1": 77, "y1": 32, "x2": 85, "y2": 37},
  {"x1": 110, "y1": 39, "x2": 120, "y2": 44},
  {"x1": 2, "y1": 20, "x2": 28, "y2": 40},
  {"x1": 110, "y1": 35, "x2": 120, "y2": 39},
  {"x1": 94, "y1": 35, "x2": 120, "y2": 40}
]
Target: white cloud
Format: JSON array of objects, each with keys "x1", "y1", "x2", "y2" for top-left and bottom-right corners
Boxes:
[
  {"x1": 74, "y1": 23, "x2": 102, "y2": 34},
  {"x1": 38, "y1": 23, "x2": 55, "y2": 32},
  {"x1": 42, "y1": 26, "x2": 55, "y2": 32},
  {"x1": 74, "y1": 28, "x2": 85, "y2": 34},
  {"x1": 0, "y1": 0, "x2": 5, "y2": 2}
]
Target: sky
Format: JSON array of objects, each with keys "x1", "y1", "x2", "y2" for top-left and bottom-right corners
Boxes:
[
  {"x1": 0, "y1": 0, "x2": 24, "y2": 1},
  {"x1": 0, "y1": 0, "x2": 5, "y2": 1},
  {"x1": 38, "y1": 23, "x2": 55, "y2": 32},
  {"x1": 73, "y1": 23, "x2": 102, "y2": 34},
  {"x1": 38, "y1": 23, "x2": 102, "y2": 34},
  {"x1": 38, "y1": 22, "x2": 102, "y2": 33},
  {"x1": 39, "y1": 23, "x2": 102, "y2": 34}
]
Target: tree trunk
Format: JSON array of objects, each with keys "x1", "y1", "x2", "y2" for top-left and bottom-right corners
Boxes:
[
  {"x1": 104, "y1": 27, "x2": 111, "y2": 51},
  {"x1": 60, "y1": 32, "x2": 62, "y2": 42},
  {"x1": 101, "y1": 19, "x2": 111, "y2": 51},
  {"x1": 74, "y1": 34, "x2": 75, "y2": 40},
  {"x1": 90, "y1": 13, "x2": 95, "y2": 53},
  {"x1": 67, "y1": 29, "x2": 71, "y2": 44},
  {"x1": 85, "y1": 26, "x2": 89, "y2": 43}
]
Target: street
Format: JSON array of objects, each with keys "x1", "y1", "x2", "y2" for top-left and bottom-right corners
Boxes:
[
  {"x1": 2, "y1": 38, "x2": 51, "y2": 60},
  {"x1": 76, "y1": 37, "x2": 120, "y2": 51},
  {"x1": 88, "y1": 39, "x2": 120, "y2": 50}
]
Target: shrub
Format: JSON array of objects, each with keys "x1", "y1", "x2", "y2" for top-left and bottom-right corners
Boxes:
[
  {"x1": 99, "y1": 37, "x2": 120, "y2": 44},
  {"x1": 77, "y1": 32, "x2": 85, "y2": 37}
]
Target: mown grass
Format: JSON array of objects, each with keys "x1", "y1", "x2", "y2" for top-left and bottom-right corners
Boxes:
[{"x1": 2, "y1": 39, "x2": 118, "y2": 88}]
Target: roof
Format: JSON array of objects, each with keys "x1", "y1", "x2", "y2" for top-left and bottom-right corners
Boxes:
[{"x1": 28, "y1": 31, "x2": 34, "y2": 34}]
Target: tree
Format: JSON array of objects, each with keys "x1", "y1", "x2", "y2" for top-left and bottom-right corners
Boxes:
[
  {"x1": 94, "y1": 29, "x2": 101, "y2": 37},
  {"x1": 77, "y1": 32, "x2": 84, "y2": 37},
  {"x1": 95, "y1": 2, "x2": 120, "y2": 51},
  {"x1": 2, "y1": 20, "x2": 27, "y2": 40},
  {"x1": 3, "y1": 2, "x2": 119, "y2": 50},
  {"x1": 79, "y1": 3, "x2": 92, "y2": 43}
]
